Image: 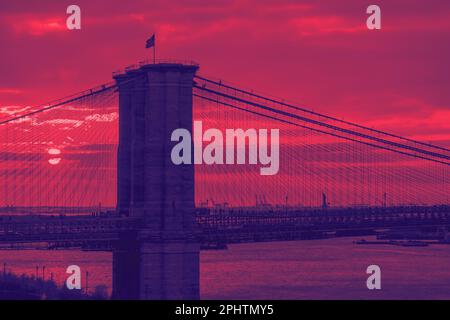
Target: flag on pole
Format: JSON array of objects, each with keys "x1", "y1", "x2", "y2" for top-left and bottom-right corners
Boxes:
[{"x1": 146, "y1": 34, "x2": 155, "y2": 48}]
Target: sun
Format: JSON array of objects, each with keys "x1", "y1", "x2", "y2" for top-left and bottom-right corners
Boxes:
[
  {"x1": 48, "y1": 148, "x2": 61, "y2": 155},
  {"x1": 48, "y1": 158, "x2": 61, "y2": 165},
  {"x1": 47, "y1": 148, "x2": 62, "y2": 165}
]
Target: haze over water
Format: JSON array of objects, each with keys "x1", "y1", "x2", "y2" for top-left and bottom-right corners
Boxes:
[{"x1": 1, "y1": 237, "x2": 450, "y2": 299}]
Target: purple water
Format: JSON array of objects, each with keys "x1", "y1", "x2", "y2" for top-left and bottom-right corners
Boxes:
[{"x1": 1, "y1": 237, "x2": 450, "y2": 299}]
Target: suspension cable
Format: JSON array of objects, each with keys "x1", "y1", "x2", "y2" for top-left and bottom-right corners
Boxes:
[
  {"x1": 194, "y1": 84, "x2": 450, "y2": 162},
  {"x1": 195, "y1": 75, "x2": 450, "y2": 153}
]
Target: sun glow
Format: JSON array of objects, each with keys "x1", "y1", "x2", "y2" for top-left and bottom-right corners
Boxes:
[{"x1": 48, "y1": 148, "x2": 62, "y2": 165}]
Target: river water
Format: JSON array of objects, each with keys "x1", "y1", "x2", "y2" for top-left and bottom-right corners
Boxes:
[{"x1": 1, "y1": 236, "x2": 450, "y2": 299}]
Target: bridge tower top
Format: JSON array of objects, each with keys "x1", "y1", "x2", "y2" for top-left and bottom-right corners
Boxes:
[{"x1": 112, "y1": 60, "x2": 199, "y2": 79}]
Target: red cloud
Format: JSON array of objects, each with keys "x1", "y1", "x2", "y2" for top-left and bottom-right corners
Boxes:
[
  {"x1": 290, "y1": 16, "x2": 365, "y2": 36},
  {"x1": 6, "y1": 15, "x2": 66, "y2": 36},
  {"x1": 0, "y1": 88, "x2": 23, "y2": 94}
]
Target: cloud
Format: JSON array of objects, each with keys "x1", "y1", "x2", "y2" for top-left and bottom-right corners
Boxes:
[
  {"x1": 84, "y1": 13, "x2": 146, "y2": 26},
  {"x1": 0, "y1": 151, "x2": 43, "y2": 161},
  {"x1": 290, "y1": 16, "x2": 364, "y2": 36},
  {"x1": 0, "y1": 88, "x2": 23, "y2": 94},
  {"x1": 65, "y1": 143, "x2": 117, "y2": 151},
  {"x1": 0, "y1": 105, "x2": 31, "y2": 115},
  {"x1": 31, "y1": 118, "x2": 84, "y2": 127},
  {"x1": 365, "y1": 108, "x2": 450, "y2": 145},
  {"x1": 5, "y1": 14, "x2": 66, "y2": 36},
  {"x1": 85, "y1": 112, "x2": 118, "y2": 122}
]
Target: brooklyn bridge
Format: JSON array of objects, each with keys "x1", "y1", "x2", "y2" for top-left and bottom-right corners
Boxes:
[{"x1": 0, "y1": 60, "x2": 449, "y2": 299}]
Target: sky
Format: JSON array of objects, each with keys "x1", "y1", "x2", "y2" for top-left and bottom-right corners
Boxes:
[{"x1": 0, "y1": 0, "x2": 449, "y2": 207}]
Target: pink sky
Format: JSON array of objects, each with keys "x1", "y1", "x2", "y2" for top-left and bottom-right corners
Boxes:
[
  {"x1": 0, "y1": 0, "x2": 449, "y2": 207},
  {"x1": 1, "y1": 0, "x2": 449, "y2": 142}
]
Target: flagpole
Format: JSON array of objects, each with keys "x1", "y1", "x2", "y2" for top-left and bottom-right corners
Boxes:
[{"x1": 146, "y1": 34, "x2": 156, "y2": 64}]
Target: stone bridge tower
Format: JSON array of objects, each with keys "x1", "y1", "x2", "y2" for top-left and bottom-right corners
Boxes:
[{"x1": 112, "y1": 62, "x2": 199, "y2": 299}]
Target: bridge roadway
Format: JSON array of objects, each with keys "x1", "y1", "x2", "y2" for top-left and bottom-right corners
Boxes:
[{"x1": 0, "y1": 205, "x2": 449, "y2": 250}]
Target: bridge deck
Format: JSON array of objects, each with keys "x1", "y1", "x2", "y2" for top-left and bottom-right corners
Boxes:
[{"x1": 1, "y1": 206, "x2": 450, "y2": 250}]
